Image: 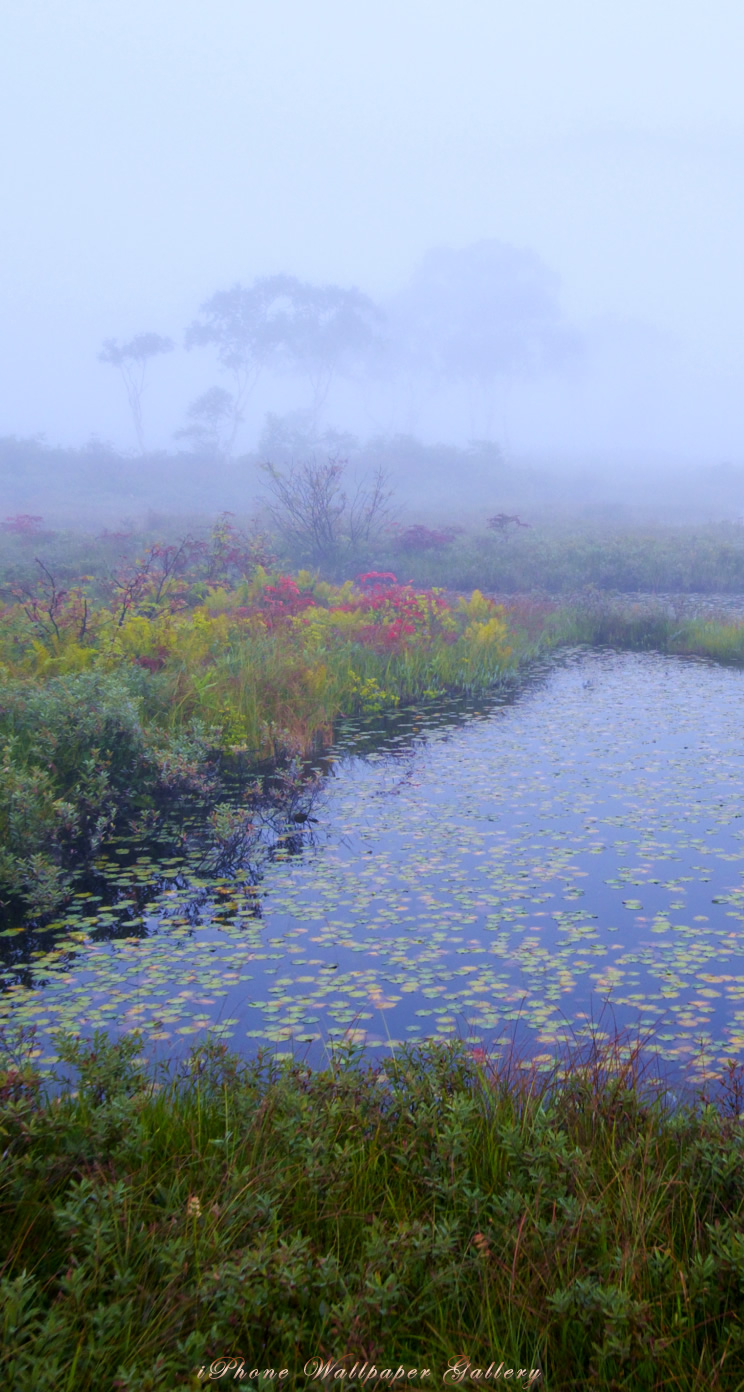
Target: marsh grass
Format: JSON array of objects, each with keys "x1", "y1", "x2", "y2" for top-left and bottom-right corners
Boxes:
[
  {"x1": 375, "y1": 522, "x2": 744, "y2": 596},
  {"x1": 555, "y1": 594, "x2": 744, "y2": 666},
  {"x1": 3, "y1": 1028, "x2": 744, "y2": 1389},
  {"x1": 0, "y1": 558, "x2": 521, "y2": 913}
]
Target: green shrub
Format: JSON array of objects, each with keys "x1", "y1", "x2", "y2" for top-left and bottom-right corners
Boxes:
[{"x1": 3, "y1": 1032, "x2": 744, "y2": 1389}]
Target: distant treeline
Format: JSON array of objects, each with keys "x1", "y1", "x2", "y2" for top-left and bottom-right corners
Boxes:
[{"x1": 2, "y1": 428, "x2": 744, "y2": 537}]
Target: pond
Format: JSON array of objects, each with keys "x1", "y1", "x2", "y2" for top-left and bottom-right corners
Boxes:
[{"x1": 3, "y1": 644, "x2": 744, "y2": 1088}]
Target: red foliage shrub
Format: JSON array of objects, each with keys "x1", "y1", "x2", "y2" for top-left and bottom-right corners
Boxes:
[
  {"x1": 394, "y1": 524, "x2": 459, "y2": 551},
  {"x1": 500, "y1": 596, "x2": 556, "y2": 638},
  {"x1": 134, "y1": 650, "x2": 169, "y2": 673},
  {"x1": 357, "y1": 571, "x2": 398, "y2": 589},
  {"x1": 342, "y1": 579, "x2": 453, "y2": 653},
  {"x1": 254, "y1": 576, "x2": 316, "y2": 629},
  {"x1": 2, "y1": 514, "x2": 45, "y2": 535}
]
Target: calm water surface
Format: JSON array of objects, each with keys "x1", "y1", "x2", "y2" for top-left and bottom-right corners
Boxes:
[{"x1": 3, "y1": 646, "x2": 744, "y2": 1085}]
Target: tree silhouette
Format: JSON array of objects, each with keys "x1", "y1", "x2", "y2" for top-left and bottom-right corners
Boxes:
[
  {"x1": 98, "y1": 332, "x2": 174, "y2": 454},
  {"x1": 186, "y1": 275, "x2": 384, "y2": 449},
  {"x1": 274, "y1": 280, "x2": 384, "y2": 424},
  {"x1": 185, "y1": 276, "x2": 297, "y2": 453},
  {"x1": 388, "y1": 240, "x2": 580, "y2": 441},
  {"x1": 174, "y1": 386, "x2": 236, "y2": 456}
]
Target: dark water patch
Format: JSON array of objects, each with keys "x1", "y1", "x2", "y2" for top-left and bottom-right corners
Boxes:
[{"x1": 3, "y1": 646, "x2": 744, "y2": 1090}]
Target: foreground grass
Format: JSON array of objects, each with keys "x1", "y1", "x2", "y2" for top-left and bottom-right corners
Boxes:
[{"x1": 3, "y1": 1032, "x2": 744, "y2": 1389}]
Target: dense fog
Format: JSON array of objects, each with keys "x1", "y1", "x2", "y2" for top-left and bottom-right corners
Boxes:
[{"x1": 1, "y1": 1, "x2": 743, "y2": 523}]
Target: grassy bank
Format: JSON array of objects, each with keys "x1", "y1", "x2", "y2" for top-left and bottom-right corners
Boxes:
[
  {"x1": 366, "y1": 521, "x2": 744, "y2": 595},
  {"x1": 2, "y1": 1032, "x2": 744, "y2": 1389},
  {"x1": 5, "y1": 516, "x2": 744, "y2": 915},
  {"x1": 556, "y1": 592, "x2": 744, "y2": 664},
  {"x1": 6, "y1": 515, "x2": 744, "y2": 597},
  {"x1": 0, "y1": 529, "x2": 525, "y2": 913},
  {"x1": 6, "y1": 522, "x2": 744, "y2": 1389}
]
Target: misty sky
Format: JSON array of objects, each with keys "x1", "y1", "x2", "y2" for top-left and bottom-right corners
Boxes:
[{"x1": 2, "y1": 1, "x2": 743, "y2": 458}]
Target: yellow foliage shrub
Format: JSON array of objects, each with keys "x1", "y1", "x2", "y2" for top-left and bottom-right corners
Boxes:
[
  {"x1": 457, "y1": 589, "x2": 500, "y2": 622},
  {"x1": 462, "y1": 615, "x2": 512, "y2": 659}
]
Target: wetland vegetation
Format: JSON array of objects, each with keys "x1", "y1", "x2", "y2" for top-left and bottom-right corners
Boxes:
[
  {"x1": 5, "y1": 1030, "x2": 744, "y2": 1390},
  {"x1": 5, "y1": 511, "x2": 744, "y2": 1387},
  {"x1": 7, "y1": 2, "x2": 744, "y2": 1383}
]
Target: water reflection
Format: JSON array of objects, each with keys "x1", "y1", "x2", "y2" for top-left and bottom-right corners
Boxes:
[{"x1": 3, "y1": 645, "x2": 744, "y2": 1090}]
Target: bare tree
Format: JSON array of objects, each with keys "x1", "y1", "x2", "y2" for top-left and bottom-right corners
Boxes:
[
  {"x1": 98, "y1": 332, "x2": 174, "y2": 454},
  {"x1": 260, "y1": 457, "x2": 393, "y2": 568}
]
